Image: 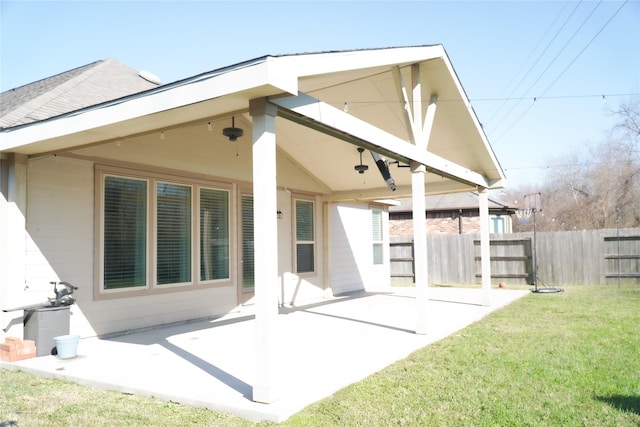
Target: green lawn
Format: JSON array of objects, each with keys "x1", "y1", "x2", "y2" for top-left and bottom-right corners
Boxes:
[{"x1": 2, "y1": 284, "x2": 639, "y2": 426}]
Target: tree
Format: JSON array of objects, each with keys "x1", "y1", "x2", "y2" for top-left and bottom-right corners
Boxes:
[{"x1": 511, "y1": 99, "x2": 640, "y2": 232}]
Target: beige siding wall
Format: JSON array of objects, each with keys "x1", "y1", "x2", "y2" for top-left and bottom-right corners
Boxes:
[
  {"x1": 328, "y1": 203, "x2": 390, "y2": 295},
  {"x1": 276, "y1": 192, "x2": 326, "y2": 306},
  {"x1": 22, "y1": 156, "x2": 241, "y2": 337},
  {"x1": 3, "y1": 133, "x2": 385, "y2": 338},
  {"x1": 7, "y1": 140, "x2": 335, "y2": 338}
]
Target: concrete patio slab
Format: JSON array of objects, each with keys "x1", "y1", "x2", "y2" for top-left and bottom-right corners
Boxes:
[{"x1": 1, "y1": 287, "x2": 529, "y2": 422}]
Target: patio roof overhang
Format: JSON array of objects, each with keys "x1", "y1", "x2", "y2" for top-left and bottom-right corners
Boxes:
[
  {"x1": 1, "y1": 45, "x2": 502, "y2": 405},
  {"x1": 0, "y1": 45, "x2": 506, "y2": 200}
]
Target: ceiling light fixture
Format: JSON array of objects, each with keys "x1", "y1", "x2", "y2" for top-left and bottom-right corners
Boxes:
[
  {"x1": 223, "y1": 116, "x2": 243, "y2": 142},
  {"x1": 354, "y1": 147, "x2": 368, "y2": 174}
]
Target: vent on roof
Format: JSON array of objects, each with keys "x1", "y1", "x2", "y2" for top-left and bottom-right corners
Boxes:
[{"x1": 138, "y1": 70, "x2": 161, "y2": 85}]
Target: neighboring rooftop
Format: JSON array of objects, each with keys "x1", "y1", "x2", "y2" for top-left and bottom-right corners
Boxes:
[
  {"x1": 0, "y1": 58, "x2": 161, "y2": 129},
  {"x1": 390, "y1": 192, "x2": 514, "y2": 212}
]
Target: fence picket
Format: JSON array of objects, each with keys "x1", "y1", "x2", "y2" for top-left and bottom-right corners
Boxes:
[{"x1": 390, "y1": 228, "x2": 640, "y2": 285}]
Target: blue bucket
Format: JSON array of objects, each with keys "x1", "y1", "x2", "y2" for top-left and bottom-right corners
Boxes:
[{"x1": 53, "y1": 334, "x2": 80, "y2": 359}]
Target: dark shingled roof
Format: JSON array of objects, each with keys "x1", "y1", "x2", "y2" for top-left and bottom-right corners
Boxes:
[
  {"x1": 0, "y1": 58, "x2": 161, "y2": 129},
  {"x1": 389, "y1": 192, "x2": 514, "y2": 212}
]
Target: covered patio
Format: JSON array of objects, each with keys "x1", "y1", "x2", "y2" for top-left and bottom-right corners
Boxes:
[
  {"x1": 2, "y1": 45, "x2": 507, "y2": 410},
  {"x1": 2, "y1": 287, "x2": 528, "y2": 422}
]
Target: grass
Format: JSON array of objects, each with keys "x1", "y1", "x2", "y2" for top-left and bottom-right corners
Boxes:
[{"x1": 2, "y1": 284, "x2": 639, "y2": 426}]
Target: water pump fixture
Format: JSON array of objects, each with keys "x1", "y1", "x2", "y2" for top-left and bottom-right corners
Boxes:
[{"x1": 3, "y1": 281, "x2": 78, "y2": 312}]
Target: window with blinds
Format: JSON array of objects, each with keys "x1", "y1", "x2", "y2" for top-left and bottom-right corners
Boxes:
[
  {"x1": 295, "y1": 198, "x2": 315, "y2": 273},
  {"x1": 98, "y1": 166, "x2": 232, "y2": 294},
  {"x1": 200, "y1": 188, "x2": 230, "y2": 281},
  {"x1": 372, "y1": 208, "x2": 384, "y2": 265},
  {"x1": 241, "y1": 194, "x2": 254, "y2": 291},
  {"x1": 156, "y1": 182, "x2": 192, "y2": 285},
  {"x1": 103, "y1": 175, "x2": 148, "y2": 289}
]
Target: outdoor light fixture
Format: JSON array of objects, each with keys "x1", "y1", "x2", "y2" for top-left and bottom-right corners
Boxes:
[
  {"x1": 223, "y1": 116, "x2": 243, "y2": 141},
  {"x1": 354, "y1": 147, "x2": 368, "y2": 174},
  {"x1": 371, "y1": 151, "x2": 396, "y2": 191}
]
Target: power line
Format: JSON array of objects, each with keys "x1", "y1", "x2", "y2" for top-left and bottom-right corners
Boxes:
[
  {"x1": 485, "y1": 0, "x2": 578, "y2": 126},
  {"x1": 492, "y1": 1, "x2": 604, "y2": 139},
  {"x1": 492, "y1": 1, "x2": 629, "y2": 144},
  {"x1": 505, "y1": 157, "x2": 638, "y2": 172},
  {"x1": 332, "y1": 92, "x2": 639, "y2": 106},
  {"x1": 536, "y1": 0, "x2": 630, "y2": 100},
  {"x1": 471, "y1": 92, "x2": 638, "y2": 102}
]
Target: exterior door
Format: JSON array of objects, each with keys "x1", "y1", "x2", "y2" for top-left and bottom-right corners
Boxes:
[{"x1": 238, "y1": 193, "x2": 255, "y2": 304}]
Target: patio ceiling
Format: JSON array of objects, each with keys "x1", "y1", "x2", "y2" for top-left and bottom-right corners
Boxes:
[{"x1": 0, "y1": 45, "x2": 505, "y2": 199}]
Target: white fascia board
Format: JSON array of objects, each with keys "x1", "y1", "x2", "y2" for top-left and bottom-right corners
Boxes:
[
  {"x1": 273, "y1": 45, "x2": 444, "y2": 78},
  {"x1": 374, "y1": 199, "x2": 402, "y2": 206},
  {"x1": 439, "y1": 54, "x2": 506, "y2": 182},
  {"x1": 0, "y1": 61, "x2": 298, "y2": 151},
  {"x1": 271, "y1": 92, "x2": 491, "y2": 188}
]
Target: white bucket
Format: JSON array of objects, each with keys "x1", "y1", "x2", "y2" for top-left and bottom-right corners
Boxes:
[{"x1": 53, "y1": 334, "x2": 80, "y2": 359}]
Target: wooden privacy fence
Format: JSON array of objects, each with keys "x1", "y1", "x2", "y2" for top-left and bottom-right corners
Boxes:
[{"x1": 390, "y1": 227, "x2": 640, "y2": 286}]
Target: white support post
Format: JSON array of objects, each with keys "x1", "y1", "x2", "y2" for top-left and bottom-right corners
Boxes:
[
  {"x1": 422, "y1": 94, "x2": 438, "y2": 149},
  {"x1": 412, "y1": 162, "x2": 428, "y2": 334},
  {"x1": 478, "y1": 187, "x2": 491, "y2": 306},
  {"x1": 249, "y1": 98, "x2": 280, "y2": 403},
  {"x1": 411, "y1": 64, "x2": 423, "y2": 149}
]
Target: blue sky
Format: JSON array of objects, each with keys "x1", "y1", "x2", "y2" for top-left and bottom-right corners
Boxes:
[{"x1": 1, "y1": 1, "x2": 638, "y2": 190}]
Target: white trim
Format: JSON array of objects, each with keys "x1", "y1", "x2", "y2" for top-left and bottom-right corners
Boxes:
[{"x1": 0, "y1": 61, "x2": 297, "y2": 151}]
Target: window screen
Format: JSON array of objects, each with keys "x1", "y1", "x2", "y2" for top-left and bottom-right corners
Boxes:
[
  {"x1": 241, "y1": 194, "x2": 255, "y2": 290},
  {"x1": 295, "y1": 199, "x2": 315, "y2": 273},
  {"x1": 103, "y1": 176, "x2": 147, "y2": 289},
  {"x1": 156, "y1": 182, "x2": 191, "y2": 284},
  {"x1": 372, "y1": 208, "x2": 383, "y2": 265},
  {"x1": 200, "y1": 188, "x2": 229, "y2": 281}
]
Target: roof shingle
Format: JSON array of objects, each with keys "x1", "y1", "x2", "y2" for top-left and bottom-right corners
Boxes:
[{"x1": 0, "y1": 58, "x2": 161, "y2": 129}]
